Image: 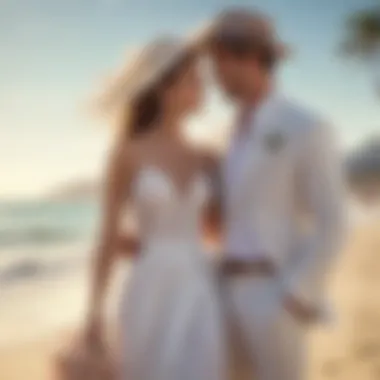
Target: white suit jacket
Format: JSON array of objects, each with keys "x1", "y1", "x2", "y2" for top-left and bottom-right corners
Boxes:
[{"x1": 223, "y1": 93, "x2": 346, "y2": 315}]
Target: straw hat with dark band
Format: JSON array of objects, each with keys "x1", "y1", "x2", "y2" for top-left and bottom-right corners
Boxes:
[{"x1": 196, "y1": 8, "x2": 290, "y2": 60}]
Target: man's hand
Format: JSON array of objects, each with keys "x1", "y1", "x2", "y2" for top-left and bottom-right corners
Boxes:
[
  {"x1": 283, "y1": 294, "x2": 319, "y2": 324},
  {"x1": 83, "y1": 312, "x2": 106, "y2": 353}
]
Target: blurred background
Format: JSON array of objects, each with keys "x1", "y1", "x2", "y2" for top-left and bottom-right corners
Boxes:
[{"x1": 1, "y1": 0, "x2": 380, "y2": 379}]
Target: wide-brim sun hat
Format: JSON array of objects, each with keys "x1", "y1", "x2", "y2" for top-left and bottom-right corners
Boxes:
[{"x1": 95, "y1": 34, "x2": 204, "y2": 117}]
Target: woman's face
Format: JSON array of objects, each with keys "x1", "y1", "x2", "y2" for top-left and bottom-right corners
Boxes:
[{"x1": 165, "y1": 58, "x2": 203, "y2": 115}]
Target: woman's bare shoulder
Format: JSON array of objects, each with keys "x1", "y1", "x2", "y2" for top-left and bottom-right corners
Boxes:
[{"x1": 106, "y1": 138, "x2": 144, "y2": 178}]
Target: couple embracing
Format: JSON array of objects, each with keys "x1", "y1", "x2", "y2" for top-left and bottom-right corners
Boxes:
[{"x1": 85, "y1": 7, "x2": 345, "y2": 380}]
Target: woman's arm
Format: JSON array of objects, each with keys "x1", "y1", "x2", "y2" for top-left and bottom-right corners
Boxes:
[
  {"x1": 201, "y1": 150, "x2": 224, "y2": 246},
  {"x1": 86, "y1": 143, "x2": 135, "y2": 337}
]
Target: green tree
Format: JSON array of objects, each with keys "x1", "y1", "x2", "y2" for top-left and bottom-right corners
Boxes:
[
  {"x1": 340, "y1": 3, "x2": 380, "y2": 93},
  {"x1": 341, "y1": 4, "x2": 380, "y2": 203}
]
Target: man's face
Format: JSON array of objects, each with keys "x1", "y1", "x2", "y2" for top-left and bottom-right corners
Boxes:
[{"x1": 211, "y1": 51, "x2": 261, "y2": 101}]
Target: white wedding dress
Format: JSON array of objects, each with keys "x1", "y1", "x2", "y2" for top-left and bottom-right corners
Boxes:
[{"x1": 119, "y1": 166, "x2": 226, "y2": 380}]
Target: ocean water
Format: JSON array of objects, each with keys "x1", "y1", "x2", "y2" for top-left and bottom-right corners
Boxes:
[
  {"x1": 0, "y1": 201, "x2": 99, "y2": 252},
  {"x1": 0, "y1": 199, "x2": 111, "y2": 347},
  {"x1": 0, "y1": 199, "x2": 98, "y2": 248},
  {"x1": 0, "y1": 200, "x2": 101, "y2": 283}
]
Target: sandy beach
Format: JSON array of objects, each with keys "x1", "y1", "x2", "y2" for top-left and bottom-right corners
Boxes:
[
  {"x1": 1, "y1": 218, "x2": 379, "y2": 380},
  {"x1": 0, "y1": 335, "x2": 58, "y2": 380}
]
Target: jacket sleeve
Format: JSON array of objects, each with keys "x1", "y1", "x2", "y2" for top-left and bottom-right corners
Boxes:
[{"x1": 285, "y1": 121, "x2": 347, "y2": 307}]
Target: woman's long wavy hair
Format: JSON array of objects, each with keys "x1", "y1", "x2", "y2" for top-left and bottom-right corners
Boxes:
[{"x1": 115, "y1": 52, "x2": 195, "y2": 139}]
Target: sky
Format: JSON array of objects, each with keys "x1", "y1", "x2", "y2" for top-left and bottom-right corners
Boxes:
[{"x1": 1, "y1": 0, "x2": 379, "y2": 199}]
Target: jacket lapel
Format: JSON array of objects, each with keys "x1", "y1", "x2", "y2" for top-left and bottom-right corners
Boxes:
[
  {"x1": 232, "y1": 119, "x2": 267, "y2": 206},
  {"x1": 224, "y1": 92, "x2": 280, "y2": 211}
]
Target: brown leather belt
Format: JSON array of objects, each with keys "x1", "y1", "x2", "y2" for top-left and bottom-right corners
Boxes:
[{"x1": 220, "y1": 257, "x2": 277, "y2": 277}]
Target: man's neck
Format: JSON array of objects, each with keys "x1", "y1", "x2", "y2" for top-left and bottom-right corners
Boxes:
[
  {"x1": 241, "y1": 76, "x2": 273, "y2": 111},
  {"x1": 235, "y1": 78, "x2": 274, "y2": 138}
]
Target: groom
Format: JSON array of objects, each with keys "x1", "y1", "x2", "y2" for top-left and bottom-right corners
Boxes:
[{"x1": 201, "y1": 7, "x2": 346, "y2": 380}]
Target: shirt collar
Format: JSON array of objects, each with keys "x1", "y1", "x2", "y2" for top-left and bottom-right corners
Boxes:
[{"x1": 234, "y1": 90, "x2": 280, "y2": 139}]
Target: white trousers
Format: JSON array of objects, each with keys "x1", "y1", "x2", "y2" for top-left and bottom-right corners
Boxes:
[{"x1": 224, "y1": 276, "x2": 306, "y2": 380}]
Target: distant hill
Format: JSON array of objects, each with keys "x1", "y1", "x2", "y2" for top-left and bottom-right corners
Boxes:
[{"x1": 48, "y1": 179, "x2": 101, "y2": 201}]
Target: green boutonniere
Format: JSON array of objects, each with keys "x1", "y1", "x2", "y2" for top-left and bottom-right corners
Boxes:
[{"x1": 263, "y1": 131, "x2": 286, "y2": 153}]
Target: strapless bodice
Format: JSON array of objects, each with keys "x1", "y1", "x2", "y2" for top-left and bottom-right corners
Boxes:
[{"x1": 131, "y1": 167, "x2": 210, "y2": 252}]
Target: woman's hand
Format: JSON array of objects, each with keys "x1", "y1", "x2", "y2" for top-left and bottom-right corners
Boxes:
[
  {"x1": 283, "y1": 294, "x2": 319, "y2": 324},
  {"x1": 83, "y1": 314, "x2": 106, "y2": 353}
]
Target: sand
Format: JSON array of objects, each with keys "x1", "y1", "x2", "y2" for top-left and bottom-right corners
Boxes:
[
  {"x1": 0, "y1": 335, "x2": 58, "y2": 380},
  {"x1": 309, "y1": 220, "x2": 380, "y2": 380},
  {"x1": 1, "y1": 220, "x2": 380, "y2": 380}
]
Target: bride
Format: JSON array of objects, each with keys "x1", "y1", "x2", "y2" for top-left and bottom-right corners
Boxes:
[{"x1": 84, "y1": 36, "x2": 226, "y2": 380}]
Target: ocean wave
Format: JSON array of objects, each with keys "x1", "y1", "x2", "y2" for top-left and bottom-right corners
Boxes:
[
  {"x1": 0, "y1": 250, "x2": 89, "y2": 287},
  {"x1": 0, "y1": 227, "x2": 86, "y2": 248},
  {"x1": 0, "y1": 259, "x2": 50, "y2": 285},
  {"x1": 0, "y1": 200, "x2": 98, "y2": 248}
]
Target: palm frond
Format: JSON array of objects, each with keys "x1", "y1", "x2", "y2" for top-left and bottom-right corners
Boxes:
[{"x1": 340, "y1": 7, "x2": 380, "y2": 59}]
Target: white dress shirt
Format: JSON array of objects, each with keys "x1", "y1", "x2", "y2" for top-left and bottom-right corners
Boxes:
[
  {"x1": 223, "y1": 95, "x2": 276, "y2": 261},
  {"x1": 222, "y1": 91, "x2": 346, "y2": 312},
  {"x1": 223, "y1": 109, "x2": 260, "y2": 259}
]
